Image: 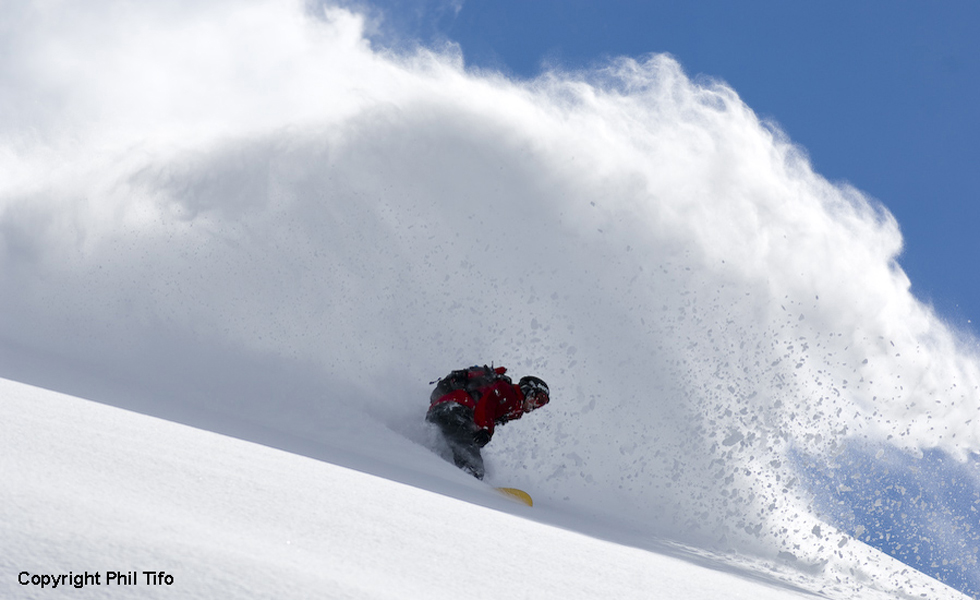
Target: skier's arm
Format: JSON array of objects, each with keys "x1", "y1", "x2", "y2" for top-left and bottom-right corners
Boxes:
[
  {"x1": 472, "y1": 380, "x2": 523, "y2": 437},
  {"x1": 473, "y1": 398, "x2": 496, "y2": 436}
]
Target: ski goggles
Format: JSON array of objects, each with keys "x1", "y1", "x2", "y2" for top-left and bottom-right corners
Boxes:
[{"x1": 525, "y1": 390, "x2": 550, "y2": 409}]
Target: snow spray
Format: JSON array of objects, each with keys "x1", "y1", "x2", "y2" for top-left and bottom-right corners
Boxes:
[{"x1": 1, "y1": 0, "x2": 977, "y2": 594}]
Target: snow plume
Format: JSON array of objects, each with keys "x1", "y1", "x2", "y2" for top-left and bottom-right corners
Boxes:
[{"x1": 2, "y1": 0, "x2": 979, "y2": 592}]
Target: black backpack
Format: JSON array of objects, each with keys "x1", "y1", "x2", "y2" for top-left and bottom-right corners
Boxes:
[{"x1": 429, "y1": 365, "x2": 511, "y2": 404}]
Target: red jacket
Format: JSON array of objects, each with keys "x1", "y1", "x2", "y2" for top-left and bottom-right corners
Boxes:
[{"x1": 431, "y1": 379, "x2": 526, "y2": 436}]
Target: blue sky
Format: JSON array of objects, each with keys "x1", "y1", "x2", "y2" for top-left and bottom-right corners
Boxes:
[{"x1": 366, "y1": 0, "x2": 980, "y2": 336}]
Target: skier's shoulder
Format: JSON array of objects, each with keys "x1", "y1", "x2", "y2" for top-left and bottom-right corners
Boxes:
[{"x1": 483, "y1": 378, "x2": 522, "y2": 403}]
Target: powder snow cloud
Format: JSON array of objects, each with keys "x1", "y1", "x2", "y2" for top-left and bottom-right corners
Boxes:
[{"x1": 2, "y1": 0, "x2": 979, "y2": 567}]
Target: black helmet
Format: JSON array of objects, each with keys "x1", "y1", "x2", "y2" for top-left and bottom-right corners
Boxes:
[{"x1": 519, "y1": 376, "x2": 550, "y2": 408}]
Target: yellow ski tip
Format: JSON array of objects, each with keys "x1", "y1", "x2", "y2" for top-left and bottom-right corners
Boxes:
[{"x1": 496, "y1": 487, "x2": 533, "y2": 507}]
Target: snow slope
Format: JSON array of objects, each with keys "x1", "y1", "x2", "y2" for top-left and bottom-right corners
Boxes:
[
  {"x1": 0, "y1": 378, "x2": 962, "y2": 599},
  {"x1": 2, "y1": 0, "x2": 980, "y2": 597}
]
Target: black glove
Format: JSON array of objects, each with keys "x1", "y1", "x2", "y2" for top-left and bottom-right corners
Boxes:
[{"x1": 473, "y1": 428, "x2": 491, "y2": 448}]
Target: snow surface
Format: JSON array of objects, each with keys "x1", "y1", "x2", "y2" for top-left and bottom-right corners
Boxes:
[
  {"x1": 2, "y1": 0, "x2": 980, "y2": 597},
  {"x1": 0, "y1": 378, "x2": 962, "y2": 599}
]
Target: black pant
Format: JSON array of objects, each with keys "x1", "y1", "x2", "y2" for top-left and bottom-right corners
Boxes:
[{"x1": 426, "y1": 403, "x2": 485, "y2": 480}]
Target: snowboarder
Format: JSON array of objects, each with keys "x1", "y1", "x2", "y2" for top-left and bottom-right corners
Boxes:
[{"x1": 426, "y1": 365, "x2": 550, "y2": 480}]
